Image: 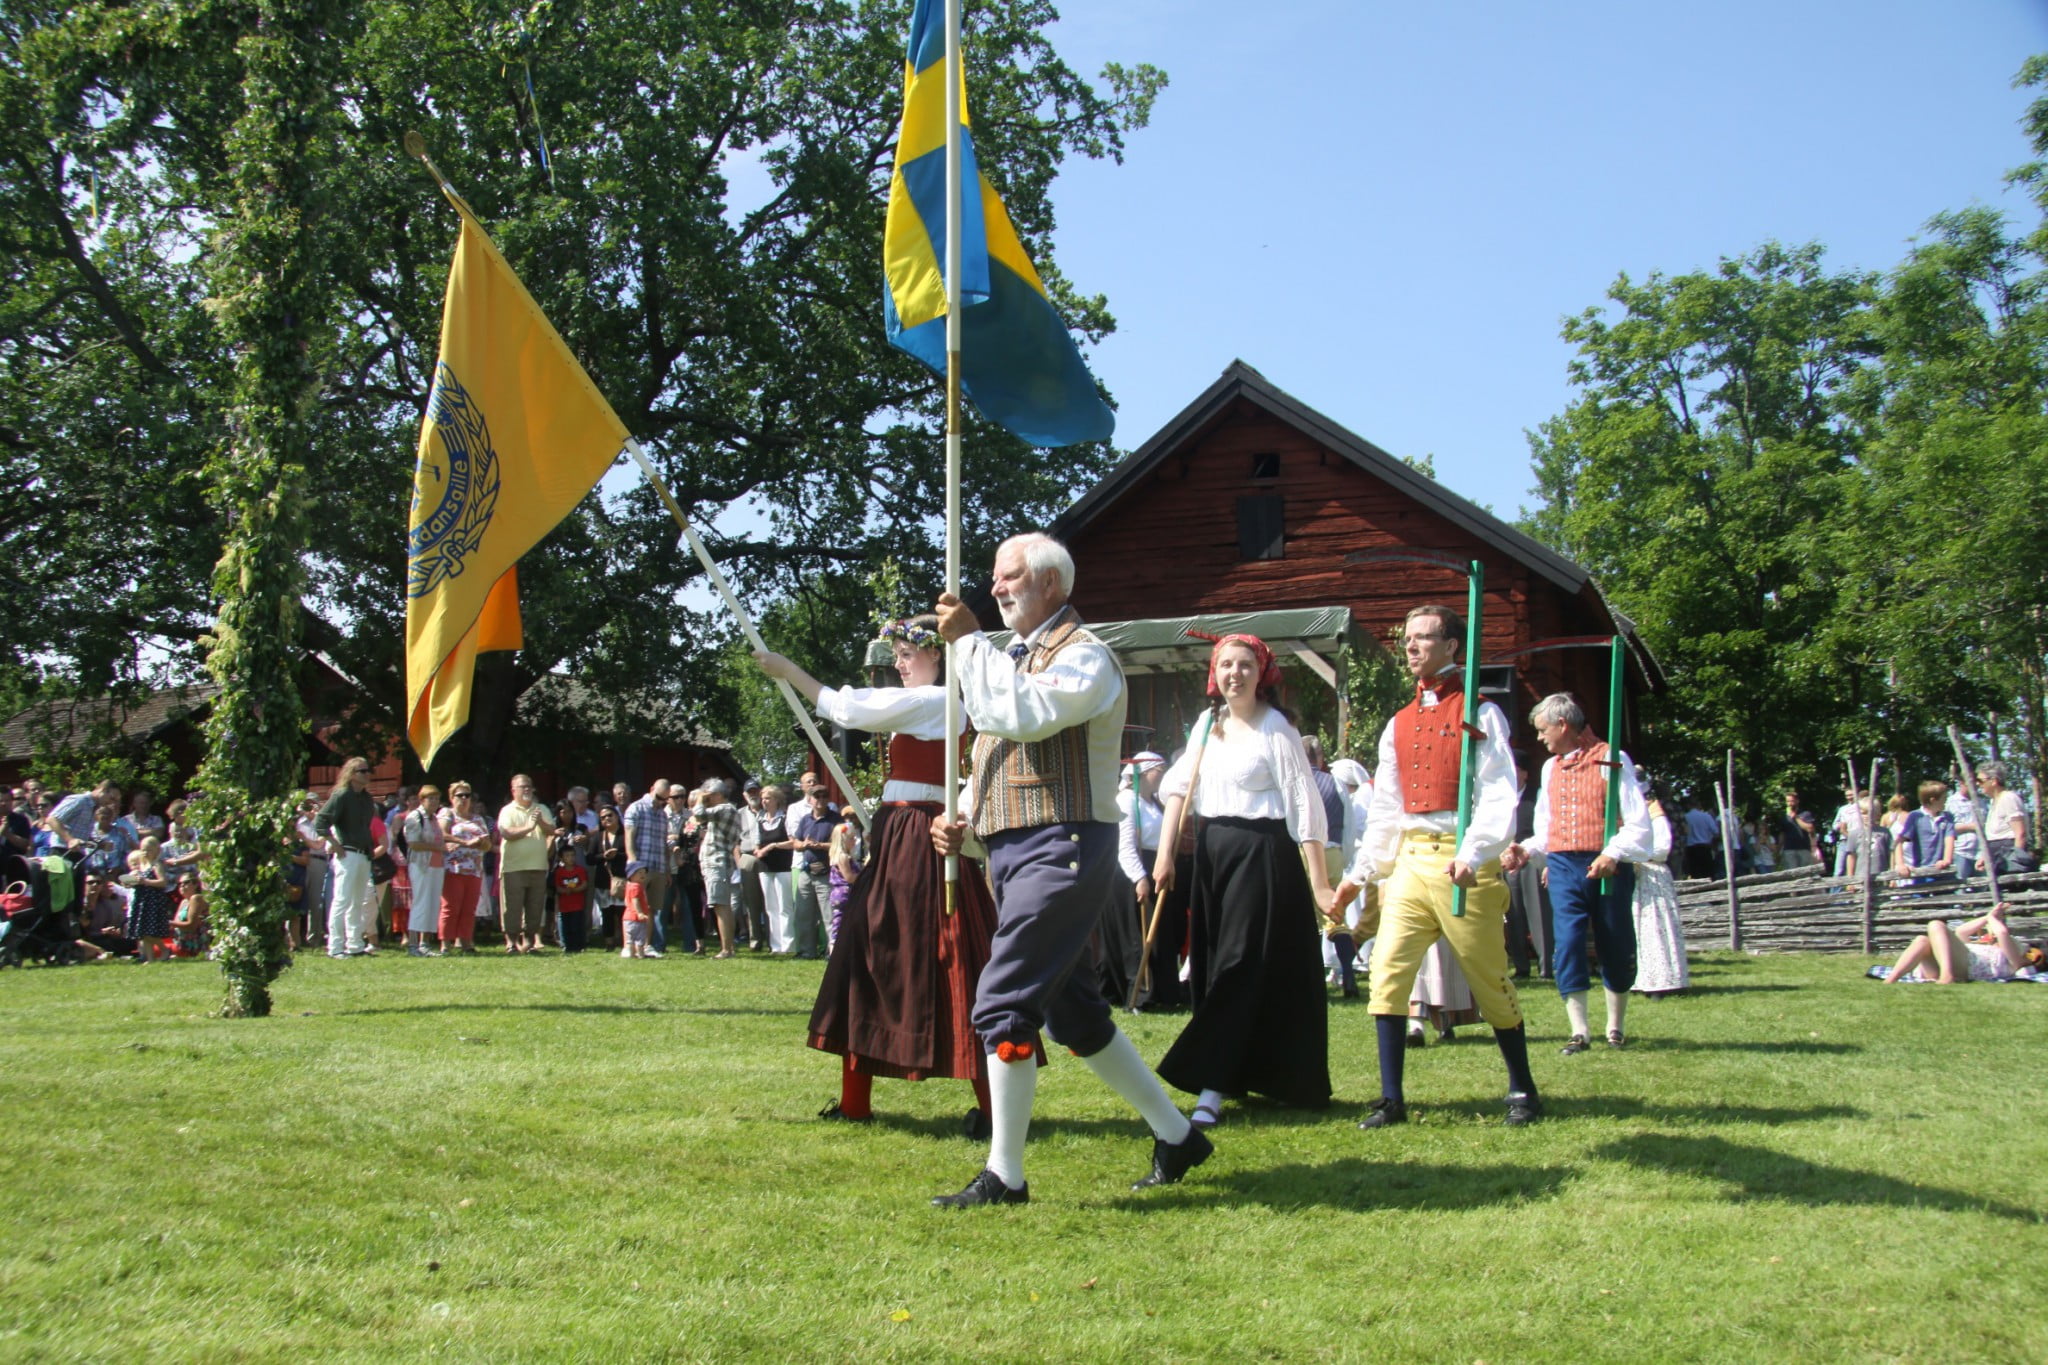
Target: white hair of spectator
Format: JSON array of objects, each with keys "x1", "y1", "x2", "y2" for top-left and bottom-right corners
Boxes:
[
  {"x1": 700, "y1": 778, "x2": 731, "y2": 798},
  {"x1": 1002, "y1": 532, "x2": 1075, "y2": 597},
  {"x1": 1529, "y1": 693, "x2": 1586, "y2": 730},
  {"x1": 566, "y1": 785, "x2": 588, "y2": 802}
]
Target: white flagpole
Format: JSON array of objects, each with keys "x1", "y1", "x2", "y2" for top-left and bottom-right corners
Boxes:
[
  {"x1": 941, "y1": 0, "x2": 964, "y2": 910},
  {"x1": 623, "y1": 437, "x2": 871, "y2": 832}
]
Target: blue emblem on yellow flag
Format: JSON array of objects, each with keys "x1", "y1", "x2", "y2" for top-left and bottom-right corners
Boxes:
[
  {"x1": 882, "y1": 0, "x2": 1115, "y2": 448},
  {"x1": 405, "y1": 196, "x2": 629, "y2": 765}
]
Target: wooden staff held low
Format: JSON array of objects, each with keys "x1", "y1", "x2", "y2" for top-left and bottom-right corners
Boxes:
[{"x1": 1130, "y1": 712, "x2": 1213, "y2": 1011}]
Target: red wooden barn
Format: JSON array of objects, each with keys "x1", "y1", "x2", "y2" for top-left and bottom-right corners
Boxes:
[{"x1": 1050, "y1": 361, "x2": 1660, "y2": 763}]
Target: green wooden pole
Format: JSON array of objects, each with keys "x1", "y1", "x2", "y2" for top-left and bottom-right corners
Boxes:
[
  {"x1": 1452, "y1": 559, "x2": 1484, "y2": 917},
  {"x1": 1602, "y1": 634, "x2": 1624, "y2": 870}
]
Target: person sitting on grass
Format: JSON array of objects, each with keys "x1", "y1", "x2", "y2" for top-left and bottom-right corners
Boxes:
[
  {"x1": 170, "y1": 873, "x2": 208, "y2": 957},
  {"x1": 620, "y1": 861, "x2": 659, "y2": 959},
  {"x1": 73, "y1": 873, "x2": 135, "y2": 962},
  {"x1": 1879, "y1": 903, "x2": 2033, "y2": 983}
]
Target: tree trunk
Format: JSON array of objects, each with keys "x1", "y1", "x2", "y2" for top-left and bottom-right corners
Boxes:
[{"x1": 193, "y1": 0, "x2": 347, "y2": 1018}]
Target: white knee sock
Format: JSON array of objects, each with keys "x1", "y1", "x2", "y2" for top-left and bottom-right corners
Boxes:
[
  {"x1": 1080, "y1": 1029, "x2": 1193, "y2": 1144},
  {"x1": 985, "y1": 1051, "x2": 1037, "y2": 1188},
  {"x1": 1195, "y1": 1088, "x2": 1227, "y2": 1119},
  {"x1": 1605, "y1": 988, "x2": 1628, "y2": 1036},
  {"x1": 1564, "y1": 991, "x2": 1591, "y2": 1038}
]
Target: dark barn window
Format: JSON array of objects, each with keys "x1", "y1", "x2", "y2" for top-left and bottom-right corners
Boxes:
[
  {"x1": 1236, "y1": 494, "x2": 1285, "y2": 560},
  {"x1": 1250, "y1": 451, "x2": 1280, "y2": 479}
]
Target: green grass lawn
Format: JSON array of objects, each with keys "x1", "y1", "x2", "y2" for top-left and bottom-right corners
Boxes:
[{"x1": 0, "y1": 947, "x2": 2042, "y2": 1363}]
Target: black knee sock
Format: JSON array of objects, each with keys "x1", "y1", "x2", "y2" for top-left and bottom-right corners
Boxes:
[
  {"x1": 1333, "y1": 934, "x2": 1355, "y2": 989},
  {"x1": 1494, "y1": 1024, "x2": 1537, "y2": 1096},
  {"x1": 1374, "y1": 1013, "x2": 1407, "y2": 1103}
]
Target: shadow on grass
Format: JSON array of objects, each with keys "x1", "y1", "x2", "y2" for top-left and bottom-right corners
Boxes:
[
  {"x1": 1420, "y1": 1097, "x2": 1864, "y2": 1126},
  {"x1": 1635, "y1": 1039, "x2": 1864, "y2": 1055},
  {"x1": 335, "y1": 1003, "x2": 809, "y2": 1018},
  {"x1": 1595, "y1": 1132, "x2": 2040, "y2": 1221},
  {"x1": 1103, "y1": 1157, "x2": 1576, "y2": 1213}
]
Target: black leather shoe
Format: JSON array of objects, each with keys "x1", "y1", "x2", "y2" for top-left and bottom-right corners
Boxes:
[
  {"x1": 1357, "y1": 1097, "x2": 1408, "y2": 1129},
  {"x1": 1504, "y1": 1091, "x2": 1544, "y2": 1126},
  {"x1": 962, "y1": 1107, "x2": 992, "y2": 1141},
  {"x1": 1606, "y1": 1030, "x2": 1626, "y2": 1049},
  {"x1": 1405, "y1": 1028, "x2": 1426, "y2": 1050},
  {"x1": 817, "y1": 1101, "x2": 871, "y2": 1123},
  {"x1": 1559, "y1": 1034, "x2": 1590, "y2": 1056},
  {"x1": 1132, "y1": 1125, "x2": 1213, "y2": 1189},
  {"x1": 932, "y1": 1168, "x2": 1028, "y2": 1207}
]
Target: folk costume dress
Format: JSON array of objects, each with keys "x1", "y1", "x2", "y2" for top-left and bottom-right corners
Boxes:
[
  {"x1": 1155, "y1": 704, "x2": 1332, "y2": 1110},
  {"x1": 805, "y1": 683, "x2": 997, "y2": 1087},
  {"x1": 1630, "y1": 809, "x2": 1689, "y2": 995}
]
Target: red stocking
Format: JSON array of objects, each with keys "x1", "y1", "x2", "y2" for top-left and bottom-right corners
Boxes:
[{"x1": 839, "y1": 1054, "x2": 874, "y2": 1120}]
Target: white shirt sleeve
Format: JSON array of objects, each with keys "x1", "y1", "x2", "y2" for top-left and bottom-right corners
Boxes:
[
  {"x1": 1644, "y1": 808, "x2": 1673, "y2": 863},
  {"x1": 1265, "y1": 713, "x2": 1327, "y2": 846},
  {"x1": 1602, "y1": 751, "x2": 1656, "y2": 864},
  {"x1": 1457, "y1": 701, "x2": 1517, "y2": 868},
  {"x1": 1524, "y1": 755, "x2": 1558, "y2": 854},
  {"x1": 1159, "y1": 717, "x2": 1206, "y2": 805},
  {"x1": 1352, "y1": 719, "x2": 1404, "y2": 884},
  {"x1": 951, "y1": 631, "x2": 1120, "y2": 742},
  {"x1": 814, "y1": 684, "x2": 948, "y2": 740},
  {"x1": 1117, "y1": 790, "x2": 1146, "y2": 883}
]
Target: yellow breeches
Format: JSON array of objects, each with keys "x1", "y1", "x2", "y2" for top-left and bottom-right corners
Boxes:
[{"x1": 1366, "y1": 831, "x2": 1521, "y2": 1029}]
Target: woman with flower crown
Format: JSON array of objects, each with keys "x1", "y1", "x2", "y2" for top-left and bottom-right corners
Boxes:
[
  {"x1": 1152, "y1": 633, "x2": 1336, "y2": 1127},
  {"x1": 755, "y1": 616, "x2": 998, "y2": 1138}
]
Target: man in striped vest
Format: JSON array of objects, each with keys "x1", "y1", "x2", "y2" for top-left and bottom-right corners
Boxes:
[
  {"x1": 929, "y1": 533, "x2": 1212, "y2": 1207},
  {"x1": 1501, "y1": 693, "x2": 1655, "y2": 1053}
]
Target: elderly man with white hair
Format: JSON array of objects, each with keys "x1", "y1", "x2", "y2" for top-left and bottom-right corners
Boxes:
[
  {"x1": 930, "y1": 532, "x2": 1211, "y2": 1206},
  {"x1": 1501, "y1": 693, "x2": 1654, "y2": 1053}
]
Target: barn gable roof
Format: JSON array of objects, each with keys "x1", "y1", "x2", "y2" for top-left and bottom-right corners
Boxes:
[{"x1": 1052, "y1": 359, "x2": 1590, "y2": 596}]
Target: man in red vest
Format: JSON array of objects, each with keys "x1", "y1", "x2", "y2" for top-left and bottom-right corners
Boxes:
[
  {"x1": 1501, "y1": 694, "x2": 1654, "y2": 1051},
  {"x1": 1334, "y1": 604, "x2": 1541, "y2": 1128}
]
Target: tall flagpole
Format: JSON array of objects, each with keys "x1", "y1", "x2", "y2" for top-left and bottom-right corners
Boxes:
[{"x1": 941, "y1": 0, "x2": 964, "y2": 911}]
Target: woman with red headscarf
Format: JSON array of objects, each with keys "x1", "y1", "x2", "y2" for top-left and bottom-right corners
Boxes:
[{"x1": 1152, "y1": 634, "x2": 1336, "y2": 1125}]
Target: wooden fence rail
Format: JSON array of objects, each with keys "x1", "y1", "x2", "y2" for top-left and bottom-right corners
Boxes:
[{"x1": 1672, "y1": 865, "x2": 2048, "y2": 953}]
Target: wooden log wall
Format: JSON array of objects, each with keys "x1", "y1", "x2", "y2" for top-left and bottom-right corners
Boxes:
[
  {"x1": 1063, "y1": 400, "x2": 1630, "y2": 749},
  {"x1": 1672, "y1": 864, "x2": 2048, "y2": 953}
]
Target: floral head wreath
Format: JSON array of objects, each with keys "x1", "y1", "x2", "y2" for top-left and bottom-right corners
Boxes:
[{"x1": 879, "y1": 617, "x2": 942, "y2": 651}]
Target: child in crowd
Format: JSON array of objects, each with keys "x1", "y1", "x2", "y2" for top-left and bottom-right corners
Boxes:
[
  {"x1": 121, "y1": 837, "x2": 175, "y2": 961},
  {"x1": 170, "y1": 873, "x2": 208, "y2": 957},
  {"x1": 826, "y1": 819, "x2": 861, "y2": 948},
  {"x1": 552, "y1": 850, "x2": 590, "y2": 955},
  {"x1": 621, "y1": 862, "x2": 656, "y2": 959}
]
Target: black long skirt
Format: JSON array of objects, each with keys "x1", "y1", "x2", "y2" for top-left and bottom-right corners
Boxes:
[{"x1": 1157, "y1": 817, "x2": 1330, "y2": 1109}]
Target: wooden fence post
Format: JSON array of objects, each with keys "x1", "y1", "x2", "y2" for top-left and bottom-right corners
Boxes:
[
  {"x1": 1715, "y1": 774, "x2": 1742, "y2": 950},
  {"x1": 1860, "y1": 757, "x2": 1882, "y2": 954}
]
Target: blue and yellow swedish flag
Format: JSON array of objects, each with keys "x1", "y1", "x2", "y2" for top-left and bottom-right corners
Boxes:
[{"x1": 882, "y1": 0, "x2": 1114, "y2": 448}]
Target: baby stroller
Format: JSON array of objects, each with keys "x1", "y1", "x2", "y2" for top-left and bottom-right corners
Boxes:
[{"x1": 0, "y1": 843, "x2": 95, "y2": 968}]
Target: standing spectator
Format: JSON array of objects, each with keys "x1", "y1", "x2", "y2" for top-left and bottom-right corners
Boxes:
[
  {"x1": 1680, "y1": 795, "x2": 1719, "y2": 880},
  {"x1": 736, "y1": 780, "x2": 766, "y2": 949},
  {"x1": 1976, "y1": 762, "x2": 2033, "y2": 873},
  {"x1": 402, "y1": 787, "x2": 447, "y2": 955},
  {"x1": 1831, "y1": 786, "x2": 1867, "y2": 878},
  {"x1": 0, "y1": 789, "x2": 33, "y2": 888},
  {"x1": 658, "y1": 788, "x2": 696, "y2": 955},
  {"x1": 789, "y1": 785, "x2": 843, "y2": 959},
  {"x1": 827, "y1": 819, "x2": 861, "y2": 947},
  {"x1": 312, "y1": 757, "x2": 380, "y2": 958},
  {"x1": 755, "y1": 785, "x2": 796, "y2": 953},
  {"x1": 437, "y1": 783, "x2": 494, "y2": 954},
  {"x1": 590, "y1": 805, "x2": 628, "y2": 948},
  {"x1": 1948, "y1": 779, "x2": 1983, "y2": 880},
  {"x1": 1776, "y1": 790, "x2": 1820, "y2": 870},
  {"x1": 551, "y1": 813, "x2": 590, "y2": 954},
  {"x1": 1894, "y1": 781, "x2": 1957, "y2": 884},
  {"x1": 495, "y1": 774, "x2": 555, "y2": 955},
  {"x1": 42, "y1": 779, "x2": 121, "y2": 854},
  {"x1": 622, "y1": 779, "x2": 674, "y2": 954},
  {"x1": 694, "y1": 779, "x2": 745, "y2": 958},
  {"x1": 1630, "y1": 771, "x2": 1689, "y2": 995},
  {"x1": 609, "y1": 782, "x2": 633, "y2": 813},
  {"x1": 115, "y1": 790, "x2": 164, "y2": 848},
  {"x1": 563, "y1": 786, "x2": 598, "y2": 862},
  {"x1": 295, "y1": 793, "x2": 331, "y2": 950},
  {"x1": 161, "y1": 800, "x2": 202, "y2": 875}
]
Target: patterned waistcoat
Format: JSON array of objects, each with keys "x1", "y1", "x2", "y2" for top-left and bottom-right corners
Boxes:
[
  {"x1": 971, "y1": 607, "x2": 1125, "y2": 838},
  {"x1": 1391, "y1": 677, "x2": 1468, "y2": 814}
]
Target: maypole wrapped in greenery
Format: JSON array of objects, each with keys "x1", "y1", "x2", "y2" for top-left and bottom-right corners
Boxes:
[{"x1": 192, "y1": 0, "x2": 347, "y2": 1018}]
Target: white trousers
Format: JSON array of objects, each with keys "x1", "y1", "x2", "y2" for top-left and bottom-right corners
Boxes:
[
  {"x1": 328, "y1": 850, "x2": 375, "y2": 953},
  {"x1": 761, "y1": 868, "x2": 794, "y2": 952},
  {"x1": 406, "y1": 858, "x2": 445, "y2": 935}
]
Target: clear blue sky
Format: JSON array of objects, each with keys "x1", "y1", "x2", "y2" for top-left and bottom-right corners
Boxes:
[{"x1": 1038, "y1": 0, "x2": 2048, "y2": 517}]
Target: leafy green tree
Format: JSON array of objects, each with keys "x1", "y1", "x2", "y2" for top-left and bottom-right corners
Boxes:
[
  {"x1": 1, "y1": 0, "x2": 1160, "y2": 793},
  {"x1": 1522, "y1": 243, "x2": 1908, "y2": 802}
]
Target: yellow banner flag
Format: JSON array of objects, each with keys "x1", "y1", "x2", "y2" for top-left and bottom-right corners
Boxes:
[{"x1": 405, "y1": 194, "x2": 628, "y2": 765}]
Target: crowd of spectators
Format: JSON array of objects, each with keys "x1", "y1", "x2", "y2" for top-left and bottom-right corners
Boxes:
[{"x1": 4, "y1": 767, "x2": 861, "y2": 966}]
